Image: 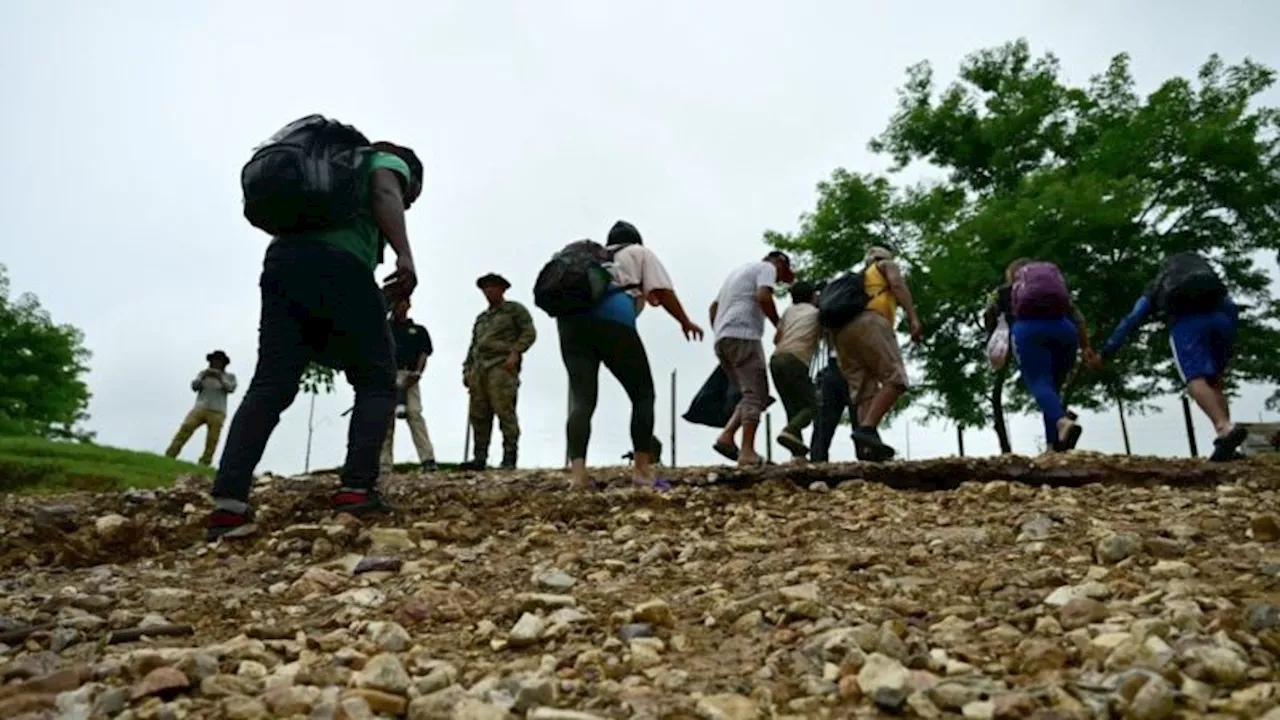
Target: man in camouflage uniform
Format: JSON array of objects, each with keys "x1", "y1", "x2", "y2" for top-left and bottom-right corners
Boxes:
[{"x1": 461, "y1": 273, "x2": 537, "y2": 469}]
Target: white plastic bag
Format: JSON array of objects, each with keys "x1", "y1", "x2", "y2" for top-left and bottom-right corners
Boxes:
[{"x1": 987, "y1": 315, "x2": 1011, "y2": 370}]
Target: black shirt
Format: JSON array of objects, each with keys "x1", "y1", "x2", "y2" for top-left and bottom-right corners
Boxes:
[{"x1": 391, "y1": 319, "x2": 432, "y2": 371}]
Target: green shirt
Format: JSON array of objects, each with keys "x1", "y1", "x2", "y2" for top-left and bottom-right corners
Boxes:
[{"x1": 309, "y1": 151, "x2": 412, "y2": 271}]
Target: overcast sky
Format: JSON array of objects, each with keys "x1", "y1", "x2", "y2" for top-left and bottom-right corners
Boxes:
[{"x1": 2, "y1": 0, "x2": 1277, "y2": 475}]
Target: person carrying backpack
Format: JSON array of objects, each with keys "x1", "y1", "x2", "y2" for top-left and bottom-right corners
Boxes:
[
  {"x1": 208, "y1": 116, "x2": 423, "y2": 541},
  {"x1": 536, "y1": 220, "x2": 703, "y2": 489},
  {"x1": 1099, "y1": 251, "x2": 1245, "y2": 461},
  {"x1": 818, "y1": 246, "x2": 922, "y2": 461},
  {"x1": 769, "y1": 280, "x2": 822, "y2": 461},
  {"x1": 1001, "y1": 258, "x2": 1100, "y2": 453}
]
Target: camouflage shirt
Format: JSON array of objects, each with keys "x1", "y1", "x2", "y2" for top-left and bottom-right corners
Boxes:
[{"x1": 464, "y1": 300, "x2": 537, "y2": 373}]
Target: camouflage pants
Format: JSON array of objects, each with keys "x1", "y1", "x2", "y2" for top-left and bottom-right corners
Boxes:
[{"x1": 469, "y1": 365, "x2": 520, "y2": 460}]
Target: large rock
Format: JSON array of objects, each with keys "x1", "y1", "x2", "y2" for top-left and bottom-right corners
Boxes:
[
  {"x1": 353, "y1": 653, "x2": 411, "y2": 695},
  {"x1": 857, "y1": 653, "x2": 910, "y2": 711}
]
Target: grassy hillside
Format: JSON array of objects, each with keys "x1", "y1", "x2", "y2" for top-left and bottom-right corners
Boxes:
[{"x1": 0, "y1": 436, "x2": 210, "y2": 494}]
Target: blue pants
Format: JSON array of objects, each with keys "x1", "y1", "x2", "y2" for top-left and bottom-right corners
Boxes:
[
  {"x1": 1012, "y1": 316, "x2": 1078, "y2": 447},
  {"x1": 1170, "y1": 301, "x2": 1237, "y2": 384}
]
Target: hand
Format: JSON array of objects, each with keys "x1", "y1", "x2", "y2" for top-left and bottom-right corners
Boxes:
[
  {"x1": 1082, "y1": 348, "x2": 1102, "y2": 368},
  {"x1": 681, "y1": 320, "x2": 705, "y2": 341},
  {"x1": 909, "y1": 318, "x2": 924, "y2": 343},
  {"x1": 503, "y1": 352, "x2": 520, "y2": 374},
  {"x1": 382, "y1": 254, "x2": 418, "y2": 303}
]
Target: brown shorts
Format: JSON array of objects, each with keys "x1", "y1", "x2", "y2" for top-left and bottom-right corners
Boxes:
[
  {"x1": 714, "y1": 337, "x2": 768, "y2": 425},
  {"x1": 834, "y1": 311, "x2": 908, "y2": 407}
]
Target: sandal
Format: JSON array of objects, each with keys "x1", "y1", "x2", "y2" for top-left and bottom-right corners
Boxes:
[{"x1": 712, "y1": 442, "x2": 740, "y2": 462}]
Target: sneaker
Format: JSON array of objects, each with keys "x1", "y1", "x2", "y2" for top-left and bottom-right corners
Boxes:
[
  {"x1": 1209, "y1": 425, "x2": 1248, "y2": 462},
  {"x1": 777, "y1": 430, "x2": 809, "y2": 457},
  {"x1": 851, "y1": 427, "x2": 896, "y2": 462},
  {"x1": 331, "y1": 488, "x2": 393, "y2": 516},
  {"x1": 458, "y1": 458, "x2": 487, "y2": 471},
  {"x1": 421, "y1": 460, "x2": 438, "y2": 472},
  {"x1": 1054, "y1": 418, "x2": 1083, "y2": 452},
  {"x1": 205, "y1": 507, "x2": 257, "y2": 542}
]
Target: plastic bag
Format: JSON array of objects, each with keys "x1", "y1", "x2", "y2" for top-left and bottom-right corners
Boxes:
[
  {"x1": 987, "y1": 315, "x2": 1011, "y2": 370},
  {"x1": 682, "y1": 365, "x2": 777, "y2": 428}
]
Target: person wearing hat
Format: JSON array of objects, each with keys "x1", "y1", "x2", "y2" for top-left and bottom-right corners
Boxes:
[
  {"x1": 830, "y1": 245, "x2": 923, "y2": 462},
  {"x1": 709, "y1": 250, "x2": 795, "y2": 467},
  {"x1": 166, "y1": 350, "x2": 238, "y2": 466},
  {"x1": 461, "y1": 272, "x2": 537, "y2": 470}
]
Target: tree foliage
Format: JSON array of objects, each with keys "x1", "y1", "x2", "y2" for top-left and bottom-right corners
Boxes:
[
  {"x1": 769, "y1": 40, "x2": 1280, "y2": 451},
  {"x1": 0, "y1": 264, "x2": 94, "y2": 441},
  {"x1": 301, "y1": 363, "x2": 336, "y2": 395}
]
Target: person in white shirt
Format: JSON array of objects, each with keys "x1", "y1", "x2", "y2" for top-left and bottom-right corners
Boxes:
[
  {"x1": 770, "y1": 280, "x2": 821, "y2": 461},
  {"x1": 561, "y1": 220, "x2": 704, "y2": 490},
  {"x1": 166, "y1": 350, "x2": 238, "y2": 466},
  {"x1": 708, "y1": 250, "x2": 795, "y2": 466}
]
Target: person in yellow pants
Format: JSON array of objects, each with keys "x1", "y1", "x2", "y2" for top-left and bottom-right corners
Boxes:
[{"x1": 166, "y1": 350, "x2": 238, "y2": 465}]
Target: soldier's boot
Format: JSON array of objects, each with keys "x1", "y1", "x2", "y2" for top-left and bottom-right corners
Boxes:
[
  {"x1": 459, "y1": 457, "x2": 487, "y2": 471},
  {"x1": 499, "y1": 450, "x2": 517, "y2": 470}
]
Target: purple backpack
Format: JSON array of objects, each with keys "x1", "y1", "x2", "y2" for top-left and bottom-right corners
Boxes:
[{"x1": 1011, "y1": 262, "x2": 1071, "y2": 318}]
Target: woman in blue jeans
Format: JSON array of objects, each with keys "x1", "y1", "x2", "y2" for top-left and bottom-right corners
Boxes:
[{"x1": 990, "y1": 259, "x2": 1100, "y2": 452}]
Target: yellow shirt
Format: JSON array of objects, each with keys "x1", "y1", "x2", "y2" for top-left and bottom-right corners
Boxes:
[{"x1": 865, "y1": 262, "x2": 898, "y2": 323}]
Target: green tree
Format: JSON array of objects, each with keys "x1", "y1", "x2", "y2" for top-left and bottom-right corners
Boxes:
[
  {"x1": 0, "y1": 264, "x2": 94, "y2": 440},
  {"x1": 300, "y1": 363, "x2": 336, "y2": 395},
  {"x1": 771, "y1": 40, "x2": 1280, "y2": 453}
]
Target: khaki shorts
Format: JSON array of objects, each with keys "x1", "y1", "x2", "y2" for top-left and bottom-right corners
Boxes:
[{"x1": 834, "y1": 311, "x2": 908, "y2": 407}]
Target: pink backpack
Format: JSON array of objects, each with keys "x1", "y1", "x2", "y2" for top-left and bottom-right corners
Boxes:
[{"x1": 1011, "y1": 262, "x2": 1071, "y2": 318}]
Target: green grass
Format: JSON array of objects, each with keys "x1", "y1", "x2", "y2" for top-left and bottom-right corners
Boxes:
[{"x1": 0, "y1": 435, "x2": 211, "y2": 494}]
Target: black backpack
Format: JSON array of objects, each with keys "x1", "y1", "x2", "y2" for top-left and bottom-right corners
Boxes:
[
  {"x1": 818, "y1": 265, "x2": 881, "y2": 330},
  {"x1": 241, "y1": 115, "x2": 372, "y2": 236},
  {"x1": 1156, "y1": 252, "x2": 1227, "y2": 316},
  {"x1": 533, "y1": 240, "x2": 636, "y2": 318}
]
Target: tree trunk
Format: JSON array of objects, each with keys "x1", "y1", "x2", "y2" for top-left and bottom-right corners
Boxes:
[
  {"x1": 1181, "y1": 395, "x2": 1199, "y2": 458},
  {"x1": 992, "y1": 367, "x2": 1013, "y2": 454},
  {"x1": 956, "y1": 424, "x2": 965, "y2": 457},
  {"x1": 1115, "y1": 392, "x2": 1132, "y2": 455}
]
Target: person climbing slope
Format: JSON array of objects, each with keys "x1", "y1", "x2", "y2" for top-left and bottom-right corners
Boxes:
[
  {"x1": 212, "y1": 116, "x2": 423, "y2": 541},
  {"x1": 535, "y1": 220, "x2": 703, "y2": 490},
  {"x1": 995, "y1": 258, "x2": 1099, "y2": 453},
  {"x1": 709, "y1": 251, "x2": 795, "y2": 467},
  {"x1": 769, "y1": 280, "x2": 821, "y2": 461},
  {"x1": 1099, "y1": 251, "x2": 1246, "y2": 462}
]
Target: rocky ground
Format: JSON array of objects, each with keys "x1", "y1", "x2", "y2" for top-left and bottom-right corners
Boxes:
[{"x1": 1, "y1": 453, "x2": 1279, "y2": 720}]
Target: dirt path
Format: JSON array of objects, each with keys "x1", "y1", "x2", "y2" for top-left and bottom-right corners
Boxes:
[{"x1": 1, "y1": 455, "x2": 1278, "y2": 718}]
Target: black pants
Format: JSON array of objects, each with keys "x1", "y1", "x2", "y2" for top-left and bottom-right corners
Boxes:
[
  {"x1": 213, "y1": 241, "x2": 396, "y2": 503},
  {"x1": 810, "y1": 357, "x2": 857, "y2": 462},
  {"x1": 558, "y1": 315, "x2": 656, "y2": 461}
]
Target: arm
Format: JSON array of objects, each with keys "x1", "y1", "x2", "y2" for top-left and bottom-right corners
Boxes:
[
  {"x1": 755, "y1": 287, "x2": 781, "y2": 327},
  {"x1": 882, "y1": 261, "x2": 920, "y2": 328},
  {"x1": 219, "y1": 372, "x2": 237, "y2": 393},
  {"x1": 982, "y1": 293, "x2": 999, "y2": 334},
  {"x1": 709, "y1": 300, "x2": 719, "y2": 326},
  {"x1": 1068, "y1": 300, "x2": 1094, "y2": 352},
  {"x1": 413, "y1": 351, "x2": 427, "y2": 375},
  {"x1": 371, "y1": 169, "x2": 411, "y2": 261},
  {"x1": 1101, "y1": 295, "x2": 1154, "y2": 356},
  {"x1": 651, "y1": 289, "x2": 695, "y2": 328},
  {"x1": 511, "y1": 304, "x2": 537, "y2": 355},
  {"x1": 191, "y1": 373, "x2": 205, "y2": 392}
]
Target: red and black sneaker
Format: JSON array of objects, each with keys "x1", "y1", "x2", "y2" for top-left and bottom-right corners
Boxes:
[
  {"x1": 331, "y1": 488, "x2": 393, "y2": 516},
  {"x1": 205, "y1": 506, "x2": 258, "y2": 542}
]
